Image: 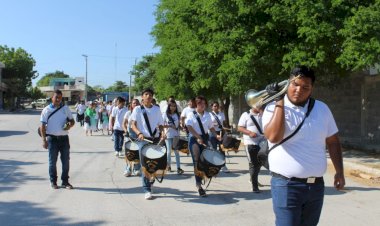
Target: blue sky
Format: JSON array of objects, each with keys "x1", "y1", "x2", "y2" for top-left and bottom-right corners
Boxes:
[{"x1": 0, "y1": 0, "x2": 159, "y2": 88}]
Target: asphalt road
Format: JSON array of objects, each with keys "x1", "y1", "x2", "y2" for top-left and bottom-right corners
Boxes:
[{"x1": 0, "y1": 110, "x2": 379, "y2": 226}]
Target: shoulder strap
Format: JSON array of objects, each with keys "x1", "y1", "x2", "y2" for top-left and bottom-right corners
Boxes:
[
  {"x1": 140, "y1": 105, "x2": 157, "y2": 137},
  {"x1": 249, "y1": 112, "x2": 263, "y2": 134},
  {"x1": 46, "y1": 105, "x2": 64, "y2": 123},
  {"x1": 167, "y1": 113, "x2": 178, "y2": 130},
  {"x1": 193, "y1": 111, "x2": 206, "y2": 136},
  {"x1": 210, "y1": 112, "x2": 223, "y2": 130},
  {"x1": 268, "y1": 98, "x2": 315, "y2": 152}
]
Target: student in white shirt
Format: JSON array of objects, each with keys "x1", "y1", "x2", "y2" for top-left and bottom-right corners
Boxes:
[
  {"x1": 180, "y1": 97, "x2": 196, "y2": 135},
  {"x1": 110, "y1": 97, "x2": 128, "y2": 157}
]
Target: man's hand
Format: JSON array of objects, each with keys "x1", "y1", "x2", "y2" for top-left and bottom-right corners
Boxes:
[
  {"x1": 265, "y1": 82, "x2": 285, "y2": 101},
  {"x1": 42, "y1": 140, "x2": 48, "y2": 149},
  {"x1": 334, "y1": 172, "x2": 345, "y2": 190}
]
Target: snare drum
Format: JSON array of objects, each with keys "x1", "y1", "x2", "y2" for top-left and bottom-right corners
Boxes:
[
  {"x1": 197, "y1": 148, "x2": 225, "y2": 178},
  {"x1": 141, "y1": 144, "x2": 167, "y2": 174},
  {"x1": 173, "y1": 136, "x2": 189, "y2": 154},
  {"x1": 124, "y1": 140, "x2": 140, "y2": 162},
  {"x1": 221, "y1": 134, "x2": 241, "y2": 152}
]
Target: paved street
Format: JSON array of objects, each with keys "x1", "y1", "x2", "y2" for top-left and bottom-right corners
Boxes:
[{"x1": 1, "y1": 110, "x2": 380, "y2": 226}]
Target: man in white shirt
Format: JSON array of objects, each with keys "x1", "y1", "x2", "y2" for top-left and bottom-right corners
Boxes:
[
  {"x1": 180, "y1": 97, "x2": 196, "y2": 134},
  {"x1": 110, "y1": 97, "x2": 128, "y2": 157},
  {"x1": 262, "y1": 66, "x2": 345, "y2": 226},
  {"x1": 238, "y1": 106, "x2": 265, "y2": 193},
  {"x1": 75, "y1": 100, "x2": 87, "y2": 126},
  {"x1": 130, "y1": 88, "x2": 165, "y2": 200},
  {"x1": 40, "y1": 90, "x2": 75, "y2": 190}
]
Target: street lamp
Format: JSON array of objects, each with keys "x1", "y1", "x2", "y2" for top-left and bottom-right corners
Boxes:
[{"x1": 82, "y1": 54, "x2": 88, "y2": 102}]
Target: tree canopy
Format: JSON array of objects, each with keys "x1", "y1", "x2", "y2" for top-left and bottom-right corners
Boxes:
[
  {"x1": 36, "y1": 71, "x2": 70, "y2": 87},
  {"x1": 148, "y1": 0, "x2": 380, "y2": 100},
  {"x1": 0, "y1": 45, "x2": 37, "y2": 106}
]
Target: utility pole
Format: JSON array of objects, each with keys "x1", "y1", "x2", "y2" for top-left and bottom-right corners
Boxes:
[
  {"x1": 82, "y1": 54, "x2": 88, "y2": 102},
  {"x1": 129, "y1": 58, "x2": 137, "y2": 103}
]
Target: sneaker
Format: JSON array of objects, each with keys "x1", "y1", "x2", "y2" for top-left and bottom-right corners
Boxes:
[
  {"x1": 50, "y1": 182, "x2": 59, "y2": 189},
  {"x1": 133, "y1": 169, "x2": 141, "y2": 176},
  {"x1": 253, "y1": 187, "x2": 261, "y2": 193},
  {"x1": 221, "y1": 166, "x2": 230, "y2": 173},
  {"x1": 198, "y1": 187, "x2": 207, "y2": 197},
  {"x1": 177, "y1": 168, "x2": 184, "y2": 175},
  {"x1": 123, "y1": 170, "x2": 132, "y2": 177},
  {"x1": 61, "y1": 182, "x2": 74, "y2": 189},
  {"x1": 118, "y1": 152, "x2": 124, "y2": 157},
  {"x1": 114, "y1": 151, "x2": 119, "y2": 156},
  {"x1": 145, "y1": 192, "x2": 153, "y2": 200}
]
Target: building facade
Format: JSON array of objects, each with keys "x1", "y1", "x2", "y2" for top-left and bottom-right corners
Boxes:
[{"x1": 39, "y1": 77, "x2": 85, "y2": 104}]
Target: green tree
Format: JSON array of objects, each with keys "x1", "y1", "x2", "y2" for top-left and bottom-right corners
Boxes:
[
  {"x1": 26, "y1": 86, "x2": 46, "y2": 100},
  {"x1": 0, "y1": 45, "x2": 37, "y2": 108},
  {"x1": 105, "y1": 81, "x2": 129, "y2": 92},
  {"x1": 36, "y1": 71, "x2": 70, "y2": 87},
  {"x1": 131, "y1": 55, "x2": 157, "y2": 97}
]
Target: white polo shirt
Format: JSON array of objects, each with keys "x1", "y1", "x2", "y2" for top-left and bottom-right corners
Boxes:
[
  {"x1": 111, "y1": 106, "x2": 128, "y2": 131},
  {"x1": 76, "y1": 104, "x2": 87, "y2": 115},
  {"x1": 238, "y1": 110, "x2": 264, "y2": 145},
  {"x1": 185, "y1": 111, "x2": 213, "y2": 137},
  {"x1": 163, "y1": 113, "x2": 180, "y2": 138},
  {"x1": 210, "y1": 111, "x2": 225, "y2": 132},
  {"x1": 262, "y1": 95, "x2": 338, "y2": 178},
  {"x1": 40, "y1": 104, "x2": 73, "y2": 136},
  {"x1": 181, "y1": 106, "x2": 195, "y2": 119},
  {"x1": 130, "y1": 105, "x2": 163, "y2": 138}
]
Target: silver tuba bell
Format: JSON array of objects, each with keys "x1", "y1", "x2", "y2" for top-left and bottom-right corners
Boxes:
[{"x1": 245, "y1": 80, "x2": 289, "y2": 109}]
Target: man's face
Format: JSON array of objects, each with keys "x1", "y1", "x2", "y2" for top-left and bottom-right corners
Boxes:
[
  {"x1": 287, "y1": 76, "x2": 313, "y2": 105},
  {"x1": 142, "y1": 92, "x2": 153, "y2": 104},
  {"x1": 196, "y1": 100, "x2": 206, "y2": 112},
  {"x1": 52, "y1": 93, "x2": 62, "y2": 106}
]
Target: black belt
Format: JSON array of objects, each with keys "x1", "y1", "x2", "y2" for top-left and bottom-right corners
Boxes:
[
  {"x1": 271, "y1": 172, "x2": 324, "y2": 184},
  {"x1": 46, "y1": 134, "x2": 68, "y2": 138}
]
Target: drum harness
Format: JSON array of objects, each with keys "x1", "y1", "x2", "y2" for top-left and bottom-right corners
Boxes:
[
  {"x1": 193, "y1": 111, "x2": 221, "y2": 189},
  {"x1": 140, "y1": 105, "x2": 166, "y2": 183}
]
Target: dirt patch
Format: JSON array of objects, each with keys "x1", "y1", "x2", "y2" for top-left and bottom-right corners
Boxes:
[{"x1": 327, "y1": 164, "x2": 380, "y2": 188}]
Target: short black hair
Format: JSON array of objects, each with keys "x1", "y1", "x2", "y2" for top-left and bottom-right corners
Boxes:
[
  {"x1": 141, "y1": 88, "x2": 154, "y2": 96},
  {"x1": 116, "y1": 96, "x2": 126, "y2": 103},
  {"x1": 54, "y1": 89, "x2": 62, "y2": 95},
  {"x1": 290, "y1": 66, "x2": 315, "y2": 84}
]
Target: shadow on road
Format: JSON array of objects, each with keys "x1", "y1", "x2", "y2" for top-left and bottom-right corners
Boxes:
[
  {"x1": 0, "y1": 130, "x2": 29, "y2": 137},
  {"x1": 0, "y1": 201, "x2": 105, "y2": 225},
  {"x1": 0, "y1": 159, "x2": 44, "y2": 192},
  {"x1": 325, "y1": 185, "x2": 380, "y2": 195}
]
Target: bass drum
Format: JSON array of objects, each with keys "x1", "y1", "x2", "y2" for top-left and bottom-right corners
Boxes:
[
  {"x1": 124, "y1": 140, "x2": 140, "y2": 162},
  {"x1": 141, "y1": 144, "x2": 167, "y2": 175},
  {"x1": 197, "y1": 148, "x2": 225, "y2": 178},
  {"x1": 173, "y1": 136, "x2": 189, "y2": 154},
  {"x1": 221, "y1": 133, "x2": 241, "y2": 152}
]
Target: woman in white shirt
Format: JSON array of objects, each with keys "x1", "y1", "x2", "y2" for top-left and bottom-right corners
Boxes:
[{"x1": 163, "y1": 100, "x2": 184, "y2": 175}]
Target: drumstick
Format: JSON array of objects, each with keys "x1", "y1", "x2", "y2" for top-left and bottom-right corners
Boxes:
[{"x1": 143, "y1": 139, "x2": 154, "y2": 143}]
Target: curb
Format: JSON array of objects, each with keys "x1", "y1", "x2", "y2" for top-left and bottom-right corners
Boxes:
[{"x1": 328, "y1": 159, "x2": 380, "y2": 178}]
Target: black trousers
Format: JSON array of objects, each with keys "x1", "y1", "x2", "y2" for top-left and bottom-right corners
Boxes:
[{"x1": 246, "y1": 145, "x2": 262, "y2": 189}]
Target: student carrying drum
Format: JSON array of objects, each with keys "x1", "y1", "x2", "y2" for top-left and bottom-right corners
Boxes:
[
  {"x1": 130, "y1": 88, "x2": 166, "y2": 200},
  {"x1": 185, "y1": 95, "x2": 222, "y2": 197}
]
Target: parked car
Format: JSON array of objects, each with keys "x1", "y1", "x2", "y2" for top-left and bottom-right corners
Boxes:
[{"x1": 31, "y1": 98, "x2": 50, "y2": 109}]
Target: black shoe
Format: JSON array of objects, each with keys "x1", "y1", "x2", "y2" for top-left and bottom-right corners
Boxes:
[
  {"x1": 177, "y1": 168, "x2": 184, "y2": 175},
  {"x1": 198, "y1": 187, "x2": 207, "y2": 197},
  {"x1": 61, "y1": 182, "x2": 74, "y2": 189},
  {"x1": 253, "y1": 187, "x2": 261, "y2": 193},
  {"x1": 50, "y1": 182, "x2": 59, "y2": 189}
]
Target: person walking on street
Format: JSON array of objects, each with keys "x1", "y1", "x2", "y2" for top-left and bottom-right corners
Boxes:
[
  {"x1": 110, "y1": 97, "x2": 128, "y2": 157},
  {"x1": 84, "y1": 102, "x2": 97, "y2": 136},
  {"x1": 262, "y1": 66, "x2": 345, "y2": 226},
  {"x1": 75, "y1": 100, "x2": 87, "y2": 126},
  {"x1": 40, "y1": 89, "x2": 75, "y2": 189}
]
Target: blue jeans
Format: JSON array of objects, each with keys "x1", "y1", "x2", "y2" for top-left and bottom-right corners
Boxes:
[
  {"x1": 165, "y1": 138, "x2": 181, "y2": 169},
  {"x1": 271, "y1": 176, "x2": 325, "y2": 226},
  {"x1": 114, "y1": 129, "x2": 124, "y2": 152},
  {"x1": 136, "y1": 140, "x2": 154, "y2": 193},
  {"x1": 188, "y1": 136, "x2": 208, "y2": 186},
  {"x1": 47, "y1": 135, "x2": 70, "y2": 183}
]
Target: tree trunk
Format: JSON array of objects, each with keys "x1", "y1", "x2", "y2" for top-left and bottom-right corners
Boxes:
[{"x1": 222, "y1": 96, "x2": 230, "y2": 128}]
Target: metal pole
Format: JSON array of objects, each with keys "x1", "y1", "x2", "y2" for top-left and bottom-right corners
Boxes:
[{"x1": 82, "y1": 54, "x2": 88, "y2": 102}]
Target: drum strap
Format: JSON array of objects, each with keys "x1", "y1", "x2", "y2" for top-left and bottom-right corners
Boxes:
[
  {"x1": 167, "y1": 113, "x2": 179, "y2": 130},
  {"x1": 140, "y1": 105, "x2": 157, "y2": 138},
  {"x1": 249, "y1": 114, "x2": 263, "y2": 135},
  {"x1": 193, "y1": 111, "x2": 206, "y2": 137},
  {"x1": 210, "y1": 111, "x2": 223, "y2": 130}
]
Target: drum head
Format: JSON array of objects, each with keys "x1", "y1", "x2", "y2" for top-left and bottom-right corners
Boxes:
[
  {"x1": 202, "y1": 149, "x2": 225, "y2": 166},
  {"x1": 142, "y1": 144, "x2": 166, "y2": 159},
  {"x1": 125, "y1": 141, "x2": 139, "y2": 150}
]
